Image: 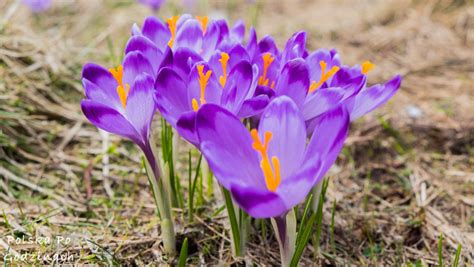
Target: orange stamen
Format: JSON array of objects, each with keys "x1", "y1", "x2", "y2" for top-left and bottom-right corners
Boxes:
[
  {"x1": 191, "y1": 65, "x2": 212, "y2": 111},
  {"x1": 308, "y1": 60, "x2": 340, "y2": 93},
  {"x1": 258, "y1": 53, "x2": 275, "y2": 87},
  {"x1": 361, "y1": 60, "x2": 375, "y2": 74},
  {"x1": 218, "y1": 52, "x2": 230, "y2": 87},
  {"x1": 196, "y1": 16, "x2": 208, "y2": 34},
  {"x1": 250, "y1": 129, "x2": 281, "y2": 192},
  {"x1": 109, "y1": 65, "x2": 130, "y2": 109},
  {"x1": 167, "y1": 16, "x2": 179, "y2": 48}
]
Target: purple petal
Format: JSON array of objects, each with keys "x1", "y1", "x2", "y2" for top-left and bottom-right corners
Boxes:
[
  {"x1": 187, "y1": 63, "x2": 221, "y2": 107},
  {"x1": 220, "y1": 61, "x2": 254, "y2": 114},
  {"x1": 196, "y1": 104, "x2": 265, "y2": 190},
  {"x1": 303, "y1": 106, "x2": 349, "y2": 179},
  {"x1": 81, "y1": 100, "x2": 142, "y2": 145},
  {"x1": 306, "y1": 49, "x2": 341, "y2": 86},
  {"x1": 303, "y1": 87, "x2": 345, "y2": 121},
  {"x1": 154, "y1": 68, "x2": 190, "y2": 127},
  {"x1": 281, "y1": 31, "x2": 306, "y2": 65},
  {"x1": 201, "y1": 22, "x2": 220, "y2": 60},
  {"x1": 230, "y1": 184, "x2": 287, "y2": 218},
  {"x1": 82, "y1": 63, "x2": 121, "y2": 108},
  {"x1": 176, "y1": 111, "x2": 199, "y2": 146},
  {"x1": 141, "y1": 16, "x2": 171, "y2": 49},
  {"x1": 175, "y1": 19, "x2": 203, "y2": 53},
  {"x1": 278, "y1": 106, "x2": 349, "y2": 209},
  {"x1": 258, "y1": 96, "x2": 307, "y2": 180},
  {"x1": 122, "y1": 51, "x2": 155, "y2": 87},
  {"x1": 349, "y1": 75, "x2": 402, "y2": 121},
  {"x1": 258, "y1": 35, "x2": 279, "y2": 55},
  {"x1": 125, "y1": 35, "x2": 163, "y2": 74},
  {"x1": 275, "y1": 59, "x2": 310, "y2": 108},
  {"x1": 83, "y1": 78, "x2": 121, "y2": 111},
  {"x1": 246, "y1": 27, "x2": 258, "y2": 60},
  {"x1": 173, "y1": 47, "x2": 204, "y2": 79},
  {"x1": 230, "y1": 20, "x2": 245, "y2": 43},
  {"x1": 237, "y1": 95, "x2": 270, "y2": 118},
  {"x1": 125, "y1": 74, "x2": 156, "y2": 141}
]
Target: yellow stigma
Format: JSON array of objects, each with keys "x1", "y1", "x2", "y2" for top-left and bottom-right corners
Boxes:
[
  {"x1": 167, "y1": 16, "x2": 179, "y2": 48},
  {"x1": 361, "y1": 60, "x2": 375, "y2": 74},
  {"x1": 250, "y1": 129, "x2": 281, "y2": 192},
  {"x1": 308, "y1": 60, "x2": 340, "y2": 93},
  {"x1": 109, "y1": 65, "x2": 130, "y2": 109},
  {"x1": 192, "y1": 65, "x2": 212, "y2": 111},
  {"x1": 196, "y1": 16, "x2": 208, "y2": 34},
  {"x1": 258, "y1": 52, "x2": 275, "y2": 87},
  {"x1": 219, "y1": 52, "x2": 230, "y2": 87}
]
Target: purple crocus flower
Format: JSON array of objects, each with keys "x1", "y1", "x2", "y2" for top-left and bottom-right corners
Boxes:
[
  {"x1": 195, "y1": 96, "x2": 349, "y2": 218},
  {"x1": 154, "y1": 47, "x2": 268, "y2": 145},
  {"x1": 80, "y1": 51, "x2": 160, "y2": 175},
  {"x1": 22, "y1": 0, "x2": 52, "y2": 13},
  {"x1": 131, "y1": 15, "x2": 246, "y2": 61},
  {"x1": 247, "y1": 31, "x2": 401, "y2": 131},
  {"x1": 138, "y1": 0, "x2": 165, "y2": 12}
]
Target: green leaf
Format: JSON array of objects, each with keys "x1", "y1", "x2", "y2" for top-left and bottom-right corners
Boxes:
[
  {"x1": 178, "y1": 238, "x2": 189, "y2": 267},
  {"x1": 453, "y1": 244, "x2": 462, "y2": 267},
  {"x1": 188, "y1": 151, "x2": 202, "y2": 222},
  {"x1": 296, "y1": 193, "x2": 313, "y2": 245},
  {"x1": 222, "y1": 187, "x2": 241, "y2": 257}
]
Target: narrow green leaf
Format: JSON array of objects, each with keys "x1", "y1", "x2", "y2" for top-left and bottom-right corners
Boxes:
[
  {"x1": 330, "y1": 199, "x2": 337, "y2": 252},
  {"x1": 296, "y1": 193, "x2": 313, "y2": 245},
  {"x1": 222, "y1": 187, "x2": 241, "y2": 257},
  {"x1": 178, "y1": 238, "x2": 189, "y2": 267},
  {"x1": 143, "y1": 157, "x2": 161, "y2": 218},
  {"x1": 188, "y1": 152, "x2": 202, "y2": 222},
  {"x1": 314, "y1": 179, "x2": 330, "y2": 254},
  {"x1": 453, "y1": 244, "x2": 461, "y2": 267},
  {"x1": 290, "y1": 212, "x2": 317, "y2": 267}
]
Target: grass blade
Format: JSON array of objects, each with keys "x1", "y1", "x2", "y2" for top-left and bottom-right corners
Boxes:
[
  {"x1": 453, "y1": 244, "x2": 461, "y2": 267},
  {"x1": 222, "y1": 187, "x2": 241, "y2": 257},
  {"x1": 188, "y1": 151, "x2": 202, "y2": 222},
  {"x1": 178, "y1": 238, "x2": 188, "y2": 267},
  {"x1": 330, "y1": 199, "x2": 336, "y2": 252},
  {"x1": 296, "y1": 193, "x2": 313, "y2": 245}
]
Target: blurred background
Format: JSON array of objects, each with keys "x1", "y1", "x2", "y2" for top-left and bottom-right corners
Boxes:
[{"x1": 0, "y1": 0, "x2": 472, "y2": 265}]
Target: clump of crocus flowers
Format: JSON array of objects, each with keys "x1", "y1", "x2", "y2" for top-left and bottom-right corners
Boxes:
[{"x1": 81, "y1": 13, "x2": 401, "y2": 265}]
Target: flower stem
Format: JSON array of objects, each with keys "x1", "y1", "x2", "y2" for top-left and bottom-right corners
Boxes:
[
  {"x1": 143, "y1": 144, "x2": 176, "y2": 255},
  {"x1": 271, "y1": 209, "x2": 297, "y2": 267}
]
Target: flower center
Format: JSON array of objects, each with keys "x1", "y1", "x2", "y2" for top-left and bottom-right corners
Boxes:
[
  {"x1": 196, "y1": 16, "x2": 208, "y2": 34},
  {"x1": 308, "y1": 60, "x2": 340, "y2": 93},
  {"x1": 167, "y1": 16, "x2": 179, "y2": 48},
  {"x1": 218, "y1": 52, "x2": 230, "y2": 87},
  {"x1": 361, "y1": 60, "x2": 375, "y2": 74},
  {"x1": 192, "y1": 65, "x2": 212, "y2": 111},
  {"x1": 109, "y1": 65, "x2": 130, "y2": 109},
  {"x1": 250, "y1": 129, "x2": 281, "y2": 192},
  {"x1": 258, "y1": 52, "x2": 275, "y2": 89}
]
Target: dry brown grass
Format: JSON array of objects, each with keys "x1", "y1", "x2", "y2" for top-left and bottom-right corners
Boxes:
[{"x1": 0, "y1": 0, "x2": 473, "y2": 265}]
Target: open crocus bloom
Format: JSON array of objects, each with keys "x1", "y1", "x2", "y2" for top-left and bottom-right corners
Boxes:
[
  {"x1": 196, "y1": 96, "x2": 349, "y2": 218},
  {"x1": 131, "y1": 14, "x2": 246, "y2": 61},
  {"x1": 247, "y1": 31, "x2": 401, "y2": 129},
  {"x1": 81, "y1": 51, "x2": 159, "y2": 173},
  {"x1": 154, "y1": 48, "x2": 268, "y2": 145}
]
